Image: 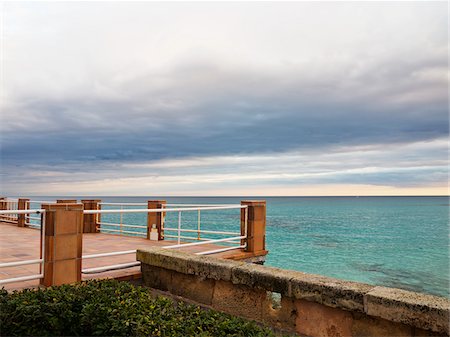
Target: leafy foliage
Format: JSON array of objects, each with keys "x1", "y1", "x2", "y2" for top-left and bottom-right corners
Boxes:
[{"x1": 1, "y1": 279, "x2": 279, "y2": 336}]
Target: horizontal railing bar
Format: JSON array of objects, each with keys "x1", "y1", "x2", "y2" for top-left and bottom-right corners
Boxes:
[
  {"x1": 0, "y1": 209, "x2": 45, "y2": 215},
  {"x1": 100, "y1": 202, "x2": 147, "y2": 206},
  {"x1": 27, "y1": 216, "x2": 41, "y2": 220},
  {"x1": 164, "y1": 227, "x2": 240, "y2": 236},
  {"x1": 99, "y1": 228, "x2": 146, "y2": 236},
  {"x1": 82, "y1": 262, "x2": 140, "y2": 274},
  {"x1": 196, "y1": 245, "x2": 246, "y2": 255},
  {"x1": 84, "y1": 205, "x2": 246, "y2": 214},
  {"x1": 25, "y1": 223, "x2": 41, "y2": 228},
  {"x1": 98, "y1": 222, "x2": 147, "y2": 229},
  {"x1": 165, "y1": 204, "x2": 240, "y2": 207},
  {"x1": 0, "y1": 259, "x2": 43, "y2": 268},
  {"x1": 27, "y1": 200, "x2": 57, "y2": 204},
  {"x1": 83, "y1": 250, "x2": 136, "y2": 259},
  {"x1": 163, "y1": 235, "x2": 246, "y2": 249},
  {"x1": 0, "y1": 274, "x2": 43, "y2": 285},
  {"x1": 164, "y1": 235, "x2": 241, "y2": 245},
  {"x1": 164, "y1": 234, "x2": 209, "y2": 241},
  {"x1": 98, "y1": 203, "x2": 237, "y2": 207},
  {"x1": 0, "y1": 219, "x2": 18, "y2": 224}
]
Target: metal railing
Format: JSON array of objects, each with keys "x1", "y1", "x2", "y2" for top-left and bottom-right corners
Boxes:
[
  {"x1": 98, "y1": 202, "x2": 230, "y2": 207},
  {"x1": 27, "y1": 200, "x2": 57, "y2": 204},
  {"x1": 0, "y1": 209, "x2": 46, "y2": 285},
  {"x1": 26, "y1": 200, "x2": 56, "y2": 228},
  {"x1": 0, "y1": 199, "x2": 19, "y2": 224},
  {"x1": 97, "y1": 203, "x2": 147, "y2": 237},
  {"x1": 0, "y1": 199, "x2": 48, "y2": 228},
  {"x1": 81, "y1": 204, "x2": 248, "y2": 273},
  {"x1": 97, "y1": 203, "x2": 245, "y2": 239},
  {"x1": 82, "y1": 250, "x2": 139, "y2": 274},
  {"x1": 0, "y1": 201, "x2": 248, "y2": 278},
  {"x1": 99, "y1": 202, "x2": 147, "y2": 206}
]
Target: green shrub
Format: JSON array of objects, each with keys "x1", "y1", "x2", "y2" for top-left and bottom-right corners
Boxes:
[{"x1": 0, "y1": 279, "x2": 279, "y2": 336}]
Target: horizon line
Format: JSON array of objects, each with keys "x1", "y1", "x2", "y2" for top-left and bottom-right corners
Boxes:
[{"x1": 6, "y1": 195, "x2": 449, "y2": 198}]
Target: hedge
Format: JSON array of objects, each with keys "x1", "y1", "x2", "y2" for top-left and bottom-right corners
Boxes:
[{"x1": 0, "y1": 279, "x2": 281, "y2": 336}]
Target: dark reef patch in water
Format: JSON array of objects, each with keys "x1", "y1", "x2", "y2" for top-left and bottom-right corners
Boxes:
[{"x1": 352, "y1": 262, "x2": 449, "y2": 297}]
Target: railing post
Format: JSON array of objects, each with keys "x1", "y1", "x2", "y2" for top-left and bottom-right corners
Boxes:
[
  {"x1": 81, "y1": 200, "x2": 101, "y2": 233},
  {"x1": 147, "y1": 200, "x2": 166, "y2": 240},
  {"x1": 17, "y1": 198, "x2": 30, "y2": 227},
  {"x1": 241, "y1": 200, "x2": 267, "y2": 254},
  {"x1": 41, "y1": 203, "x2": 83, "y2": 287},
  {"x1": 57, "y1": 199, "x2": 77, "y2": 203},
  {"x1": 197, "y1": 210, "x2": 201, "y2": 240}
]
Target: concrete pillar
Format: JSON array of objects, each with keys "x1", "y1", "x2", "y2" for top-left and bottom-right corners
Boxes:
[
  {"x1": 57, "y1": 199, "x2": 77, "y2": 203},
  {"x1": 240, "y1": 200, "x2": 267, "y2": 254},
  {"x1": 147, "y1": 200, "x2": 166, "y2": 240},
  {"x1": 81, "y1": 200, "x2": 101, "y2": 233},
  {"x1": 17, "y1": 198, "x2": 30, "y2": 227},
  {"x1": 41, "y1": 203, "x2": 83, "y2": 287}
]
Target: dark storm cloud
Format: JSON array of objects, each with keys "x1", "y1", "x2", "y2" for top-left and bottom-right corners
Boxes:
[{"x1": 2, "y1": 60, "x2": 447, "y2": 167}]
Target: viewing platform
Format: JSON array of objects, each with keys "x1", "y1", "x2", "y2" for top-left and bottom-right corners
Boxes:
[
  {"x1": 2, "y1": 197, "x2": 448, "y2": 336},
  {"x1": 0, "y1": 198, "x2": 268, "y2": 291}
]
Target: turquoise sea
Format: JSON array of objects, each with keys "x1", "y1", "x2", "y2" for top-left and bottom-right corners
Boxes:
[{"x1": 30, "y1": 196, "x2": 449, "y2": 297}]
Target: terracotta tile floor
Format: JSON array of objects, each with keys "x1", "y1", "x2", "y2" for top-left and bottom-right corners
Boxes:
[{"x1": 0, "y1": 222, "x2": 242, "y2": 291}]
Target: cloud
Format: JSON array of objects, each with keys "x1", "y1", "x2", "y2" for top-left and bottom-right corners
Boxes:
[
  {"x1": 0, "y1": 2, "x2": 448, "y2": 195},
  {"x1": 2, "y1": 138, "x2": 447, "y2": 195}
]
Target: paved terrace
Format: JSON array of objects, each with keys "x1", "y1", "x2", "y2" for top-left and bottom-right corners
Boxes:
[{"x1": 0, "y1": 222, "x2": 261, "y2": 291}]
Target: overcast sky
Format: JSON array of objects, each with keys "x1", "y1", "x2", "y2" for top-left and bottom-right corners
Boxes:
[{"x1": 0, "y1": 1, "x2": 448, "y2": 196}]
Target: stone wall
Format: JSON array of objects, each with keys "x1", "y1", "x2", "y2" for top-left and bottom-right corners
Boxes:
[{"x1": 137, "y1": 248, "x2": 449, "y2": 337}]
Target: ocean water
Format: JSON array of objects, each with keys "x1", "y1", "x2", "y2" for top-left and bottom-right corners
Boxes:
[{"x1": 30, "y1": 196, "x2": 449, "y2": 297}]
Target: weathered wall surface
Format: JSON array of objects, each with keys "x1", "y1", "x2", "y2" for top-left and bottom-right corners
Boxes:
[{"x1": 137, "y1": 248, "x2": 449, "y2": 337}]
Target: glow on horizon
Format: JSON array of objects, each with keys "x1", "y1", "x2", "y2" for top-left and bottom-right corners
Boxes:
[{"x1": 15, "y1": 185, "x2": 449, "y2": 198}]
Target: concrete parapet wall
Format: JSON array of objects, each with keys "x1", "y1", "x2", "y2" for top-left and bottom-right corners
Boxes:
[{"x1": 137, "y1": 248, "x2": 449, "y2": 336}]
